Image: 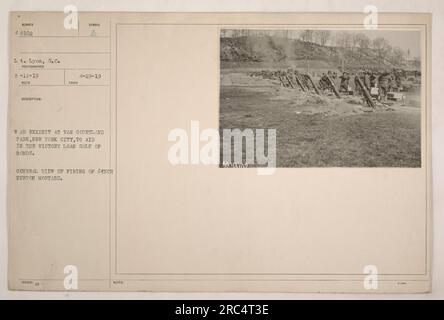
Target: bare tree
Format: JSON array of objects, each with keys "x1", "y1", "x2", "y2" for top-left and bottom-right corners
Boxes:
[
  {"x1": 355, "y1": 33, "x2": 371, "y2": 49},
  {"x1": 372, "y1": 37, "x2": 392, "y2": 66},
  {"x1": 230, "y1": 30, "x2": 241, "y2": 38},
  {"x1": 335, "y1": 32, "x2": 352, "y2": 48},
  {"x1": 351, "y1": 34, "x2": 361, "y2": 51},
  {"x1": 283, "y1": 30, "x2": 289, "y2": 39},
  {"x1": 241, "y1": 30, "x2": 249, "y2": 37},
  {"x1": 300, "y1": 30, "x2": 314, "y2": 43},
  {"x1": 314, "y1": 30, "x2": 331, "y2": 46},
  {"x1": 390, "y1": 47, "x2": 405, "y2": 65}
]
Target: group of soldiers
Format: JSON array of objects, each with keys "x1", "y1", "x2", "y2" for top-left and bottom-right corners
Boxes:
[
  {"x1": 250, "y1": 67, "x2": 405, "y2": 102},
  {"x1": 326, "y1": 69, "x2": 403, "y2": 100},
  {"x1": 318, "y1": 71, "x2": 338, "y2": 90}
]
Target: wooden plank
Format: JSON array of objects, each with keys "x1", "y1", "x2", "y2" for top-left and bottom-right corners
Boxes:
[
  {"x1": 326, "y1": 75, "x2": 341, "y2": 98},
  {"x1": 294, "y1": 74, "x2": 306, "y2": 92},
  {"x1": 305, "y1": 74, "x2": 320, "y2": 95},
  {"x1": 355, "y1": 76, "x2": 375, "y2": 108},
  {"x1": 285, "y1": 75, "x2": 295, "y2": 89}
]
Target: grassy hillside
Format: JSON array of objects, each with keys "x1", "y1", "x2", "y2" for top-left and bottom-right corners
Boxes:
[{"x1": 220, "y1": 35, "x2": 416, "y2": 71}]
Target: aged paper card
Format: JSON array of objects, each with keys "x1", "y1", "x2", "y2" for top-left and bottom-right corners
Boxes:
[{"x1": 8, "y1": 12, "x2": 431, "y2": 292}]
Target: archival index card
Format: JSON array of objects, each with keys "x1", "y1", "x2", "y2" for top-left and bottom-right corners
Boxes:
[{"x1": 8, "y1": 12, "x2": 432, "y2": 292}]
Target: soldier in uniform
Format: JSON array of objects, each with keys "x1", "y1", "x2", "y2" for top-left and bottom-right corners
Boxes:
[
  {"x1": 378, "y1": 69, "x2": 392, "y2": 101},
  {"x1": 393, "y1": 69, "x2": 402, "y2": 92},
  {"x1": 354, "y1": 70, "x2": 365, "y2": 96},
  {"x1": 354, "y1": 72, "x2": 361, "y2": 96},
  {"x1": 370, "y1": 72, "x2": 377, "y2": 88},
  {"x1": 363, "y1": 70, "x2": 371, "y2": 90},
  {"x1": 318, "y1": 73, "x2": 327, "y2": 90},
  {"x1": 339, "y1": 71, "x2": 350, "y2": 93}
]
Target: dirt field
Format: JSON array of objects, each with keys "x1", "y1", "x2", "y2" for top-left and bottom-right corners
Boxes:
[{"x1": 220, "y1": 70, "x2": 421, "y2": 167}]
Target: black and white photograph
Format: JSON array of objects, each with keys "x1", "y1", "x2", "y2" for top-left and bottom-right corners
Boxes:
[{"x1": 220, "y1": 29, "x2": 422, "y2": 167}]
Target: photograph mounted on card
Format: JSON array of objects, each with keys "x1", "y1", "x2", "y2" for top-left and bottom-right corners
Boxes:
[{"x1": 8, "y1": 12, "x2": 431, "y2": 293}]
